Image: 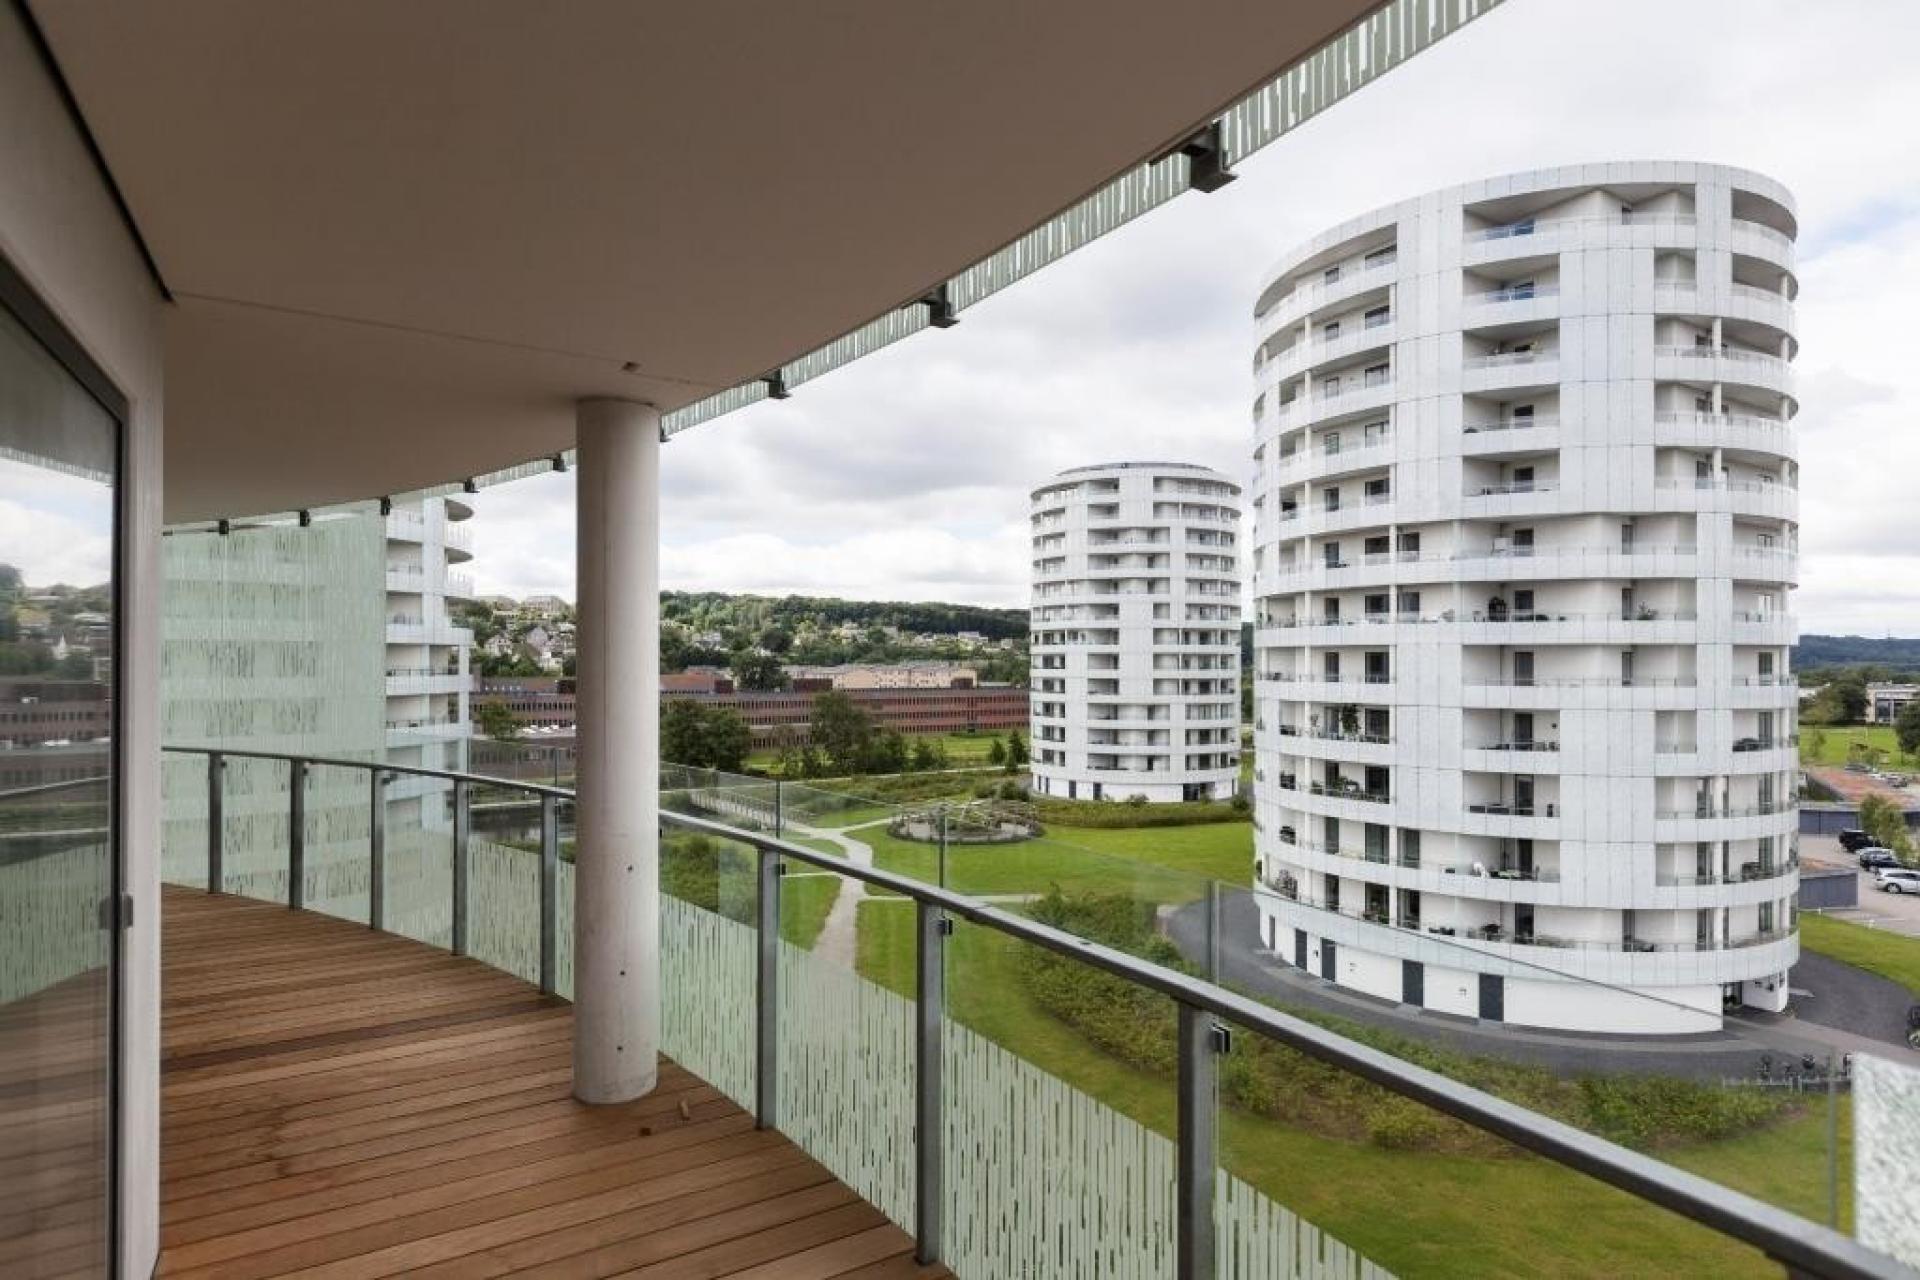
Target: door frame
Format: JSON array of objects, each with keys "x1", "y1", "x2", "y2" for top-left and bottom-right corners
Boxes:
[{"x1": 0, "y1": 248, "x2": 131, "y2": 1273}]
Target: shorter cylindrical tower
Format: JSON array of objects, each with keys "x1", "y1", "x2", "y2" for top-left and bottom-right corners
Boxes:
[{"x1": 1029, "y1": 462, "x2": 1242, "y2": 803}]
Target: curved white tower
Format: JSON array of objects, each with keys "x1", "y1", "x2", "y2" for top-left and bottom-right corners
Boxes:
[
  {"x1": 1031, "y1": 462, "x2": 1242, "y2": 803},
  {"x1": 1249, "y1": 163, "x2": 1799, "y2": 1034}
]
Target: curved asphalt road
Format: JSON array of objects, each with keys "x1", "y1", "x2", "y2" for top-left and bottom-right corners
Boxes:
[{"x1": 1164, "y1": 890, "x2": 1913, "y2": 1079}]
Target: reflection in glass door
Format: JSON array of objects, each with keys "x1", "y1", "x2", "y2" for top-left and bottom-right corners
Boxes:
[{"x1": 0, "y1": 274, "x2": 121, "y2": 1272}]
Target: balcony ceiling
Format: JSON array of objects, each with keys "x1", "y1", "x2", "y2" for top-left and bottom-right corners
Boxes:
[{"x1": 29, "y1": 0, "x2": 1380, "y2": 522}]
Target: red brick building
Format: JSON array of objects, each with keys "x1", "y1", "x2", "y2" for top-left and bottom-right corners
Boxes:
[
  {"x1": 476, "y1": 675, "x2": 1027, "y2": 749},
  {"x1": 680, "y1": 685, "x2": 1026, "y2": 749}
]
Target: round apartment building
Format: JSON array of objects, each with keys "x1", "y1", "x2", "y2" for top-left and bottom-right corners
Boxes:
[
  {"x1": 1030, "y1": 462, "x2": 1241, "y2": 803},
  {"x1": 1248, "y1": 163, "x2": 1800, "y2": 1033}
]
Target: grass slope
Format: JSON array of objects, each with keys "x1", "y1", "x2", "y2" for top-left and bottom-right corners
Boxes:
[
  {"x1": 1799, "y1": 724, "x2": 1920, "y2": 770},
  {"x1": 852, "y1": 898, "x2": 1820, "y2": 1277},
  {"x1": 1798, "y1": 913, "x2": 1920, "y2": 995}
]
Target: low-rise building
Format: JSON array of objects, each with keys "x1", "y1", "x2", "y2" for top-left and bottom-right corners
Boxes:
[
  {"x1": 669, "y1": 685, "x2": 1027, "y2": 749},
  {"x1": 1868, "y1": 682, "x2": 1919, "y2": 724},
  {"x1": 662, "y1": 666, "x2": 735, "y2": 695},
  {"x1": 475, "y1": 675, "x2": 576, "y2": 730},
  {"x1": 785, "y1": 661, "x2": 978, "y2": 691}
]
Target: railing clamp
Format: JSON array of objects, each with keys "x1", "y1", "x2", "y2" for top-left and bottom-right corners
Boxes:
[{"x1": 1210, "y1": 1021, "x2": 1233, "y2": 1055}]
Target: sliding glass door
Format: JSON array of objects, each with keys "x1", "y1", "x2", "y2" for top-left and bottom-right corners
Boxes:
[{"x1": 0, "y1": 272, "x2": 122, "y2": 1274}]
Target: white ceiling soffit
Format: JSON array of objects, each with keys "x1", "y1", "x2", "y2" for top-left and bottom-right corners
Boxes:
[{"x1": 30, "y1": 0, "x2": 1504, "y2": 523}]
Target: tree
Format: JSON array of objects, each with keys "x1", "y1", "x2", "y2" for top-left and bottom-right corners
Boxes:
[
  {"x1": 909, "y1": 738, "x2": 937, "y2": 772},
  {"x1": 1858, "y1": 794, "x2": 1915, "y2": 865},
  {"x1": 1896, "y1": 700, "x2": 1920, "y2": 761},
  {"x1": 798, "y1": 745, "x2": 827, "y2": 779},
  {"x1": 1828, "y1": 671, "x2": 1869, "y2": 724},
  {"x1": 474, "y1": 698, "x2": 520, "y2": 741},
  {"x1": 987, "y1": 735, "x2": 1007, "y2": 766},
  {"x1": 729, "y1": 648, "x2": 789, "y2": 691},
  {"x1": 1005, "y1": 730, "x2": 1028, "y2": 770},
  {"x1": 809, "y1": 691, "x2": 874, "y2": 775},
  {"x1": 758, "y1": 625, "x2": 793, "y2": 655},
  {"x1": 867, "y1": 729, "x2": 909, "y2": 775},
  {"x1": 662, "y1": 700, "x2": 752, "y2": 771}
]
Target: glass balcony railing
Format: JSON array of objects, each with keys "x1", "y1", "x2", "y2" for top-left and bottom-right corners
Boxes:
[{"x1": 139, "y1": 746, "x2": 1917, "y2": 1279}]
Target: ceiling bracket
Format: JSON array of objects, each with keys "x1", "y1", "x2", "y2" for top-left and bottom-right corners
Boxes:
[
  {"x1": 1165, "y1": 121, "x2": 1235, "y2": 193},
  {"x1": 915, "y1": 284, "x2": 959, "y2": 329},
  {"x1": 762, "y1": 370, "x2": 791, "y2": 400}
]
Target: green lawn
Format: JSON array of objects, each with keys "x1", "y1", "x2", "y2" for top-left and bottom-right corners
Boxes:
[
  {"x1": 852, "y1": 898, "x2": 1817, "y2": 1277},
  {"x1": 1799, "y1": 912, "x2": 1920, "y2": 995},
  {"x1": 1799, "y1": 724, "x2": 1919, "y2": 770},
  {"x1": 820, "y1": 792, "x2": 1850, "y2": 1271},
  {"x1": 778, "y1": 872, "x2": 839, "y2": 949}
]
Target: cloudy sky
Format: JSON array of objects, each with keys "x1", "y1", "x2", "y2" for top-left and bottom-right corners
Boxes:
[{"x1": 467, "y1": 0, "x2": 1920, "y2": 637}]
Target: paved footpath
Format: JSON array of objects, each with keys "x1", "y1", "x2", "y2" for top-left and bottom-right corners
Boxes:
[{"x1": 792, "y1": 816, "x2": 890, "y2": 970}]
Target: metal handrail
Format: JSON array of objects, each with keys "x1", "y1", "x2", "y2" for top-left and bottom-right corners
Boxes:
[{"x1": 155, "y1": 743, "x2": 1908, "y2": 1280}]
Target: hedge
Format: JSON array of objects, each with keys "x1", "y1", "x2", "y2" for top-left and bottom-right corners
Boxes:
[{"x1": 1018, "y1": 888, "x2": 1793, "y2": 1153}]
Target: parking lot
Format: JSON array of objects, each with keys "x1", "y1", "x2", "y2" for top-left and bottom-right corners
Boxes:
[{"x1": 1801, "y1": 833, "x2": 1920, "y2": 936}]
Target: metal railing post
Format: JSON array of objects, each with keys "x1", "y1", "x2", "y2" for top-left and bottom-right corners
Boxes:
[
  {"x1": 1176, "y1": 1004, "x2": 1220, "y2": 1280},
  {"x1": 755, "y1": 844, "x2": 782, "y2": 1129},
  {"x1": 206, "y1": 752, "x2": 225, "y2": 894},
  {"x1": 1204, "y1": 880, "x2": 1221, "y2": 982},
  {"x1": 773, "y1": 779, "x2": 783, "y2": 839},
  {"x1": 451, "y1": 778, "x2": 471, "y2": 956},
  {"x1": 368, "y1": 769, "x2": 386, "y2": 931},
  {"x1": 288, "y1": 759, "x2": 306, "y2": 910},
  {"x1": 539, "y1": 792, "x2": 558, "y2": 994},
  {"x1": 914, "y1": 900, "x2": 948, "y2": 1265},
  {"x1": 936, "y1": 805, "x2": 949, "y2": 888}
]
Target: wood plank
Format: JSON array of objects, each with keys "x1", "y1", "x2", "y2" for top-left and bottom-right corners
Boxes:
[{"x1": 156, "y1": 887, "x2": 952, "y2": 1280}]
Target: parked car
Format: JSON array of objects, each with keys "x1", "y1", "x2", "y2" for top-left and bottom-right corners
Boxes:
[
  {"x1": 1859, "y1": 848, "x2": 1901, "y2": 871},
  {"x1": 1838, "y1": 829, "x2": 1873, "y2": 852},
  {"x1": 1876, "y1": 869, "x2": 1920, "y2": 894}
]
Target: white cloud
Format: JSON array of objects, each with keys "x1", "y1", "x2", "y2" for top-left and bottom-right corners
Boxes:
[
  {"x1": 469, "y1": 0, "x2": 1920, "y2": 633},
  {"x1": 0, "y1": 495, "x2": 113, "y2": 587}
]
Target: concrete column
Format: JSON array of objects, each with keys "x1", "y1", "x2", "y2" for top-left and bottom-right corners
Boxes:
[{"x1": 573, "y1": 397, "x2": 662, "y2": 1103}]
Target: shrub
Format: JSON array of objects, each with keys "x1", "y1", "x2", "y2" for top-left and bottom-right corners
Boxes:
[
  {"x1": 1030, "y1": 796, "x2": 1248, "y2": 829},
  {"x1": 1364, "y1": 1099, "x2": 1455, "y2": 1150},
  {"x1": 1577, "y1": 1075, "x2": 1785, "y2": 1148}
]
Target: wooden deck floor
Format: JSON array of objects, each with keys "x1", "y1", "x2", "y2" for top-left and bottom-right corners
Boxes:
[{"x1": 160, "y1": 886, "x2": 945, "y2": 1279}]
